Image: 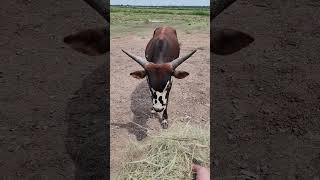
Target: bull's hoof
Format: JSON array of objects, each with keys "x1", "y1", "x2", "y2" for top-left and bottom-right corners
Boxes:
[{"x1": 161, "y1": 120, "x2": 168, "y2": 129}]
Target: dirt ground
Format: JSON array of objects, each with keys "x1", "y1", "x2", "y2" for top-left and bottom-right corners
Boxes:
[
  {"x1": 212, "y1": 0, "x2": 320, "y2": 179},
  {"x1": 110, "y1": 28, "x2": 210, "y2": 178},
  {"x1": 0, "y1": 0, "x2": 107, "y2": 179}
]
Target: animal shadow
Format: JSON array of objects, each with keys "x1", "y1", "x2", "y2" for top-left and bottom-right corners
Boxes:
[
  {"x1": 65, "y1": 63, "x2": 109, "y2": 179},
  {"x1": 130, "y1": 80, "x2": 153, "y2": 140},
  {"x1": 112, "y1": 80, "x2": 153, "y2": 141}
]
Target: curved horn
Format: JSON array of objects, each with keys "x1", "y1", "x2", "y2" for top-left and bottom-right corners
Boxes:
[
  {"x1": 122, "y1": 49, "x2": 149, "y2": 68},
  {"x1": 211, "y1": 0, "x2": 237, "y2": 20},
  {"x1": 171, "y1": 49, "x2": 197, "y2": 70},
  {"x1": 83, "y1": 0, "x2": 109, "y2": 21}
]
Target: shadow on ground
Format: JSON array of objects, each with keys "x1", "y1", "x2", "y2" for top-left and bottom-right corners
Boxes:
[
  {"x1": 65, "y1": 63, "x2": 109, "y2": 179},
  {"x1": 111, "y1": 80, "x2": 153, "y2": 141}
]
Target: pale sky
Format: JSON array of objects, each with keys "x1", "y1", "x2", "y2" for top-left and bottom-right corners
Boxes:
[{"x1": 110, "y1": 0, "x2": 209, "y2": 6}]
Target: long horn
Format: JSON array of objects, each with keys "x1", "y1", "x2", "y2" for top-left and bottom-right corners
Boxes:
[
  {"x1": 171, "y1": 49, "x2": 197, "y2": 70},
  {"x1": 211, "y1": 0, "x2": 237, "y2": 20},
  {"x1": 122, "y1": 50, "x2": 149, "y2": 68},
  {"x1": 83, "y1": 0, "x2": 109, "y2": 21}
]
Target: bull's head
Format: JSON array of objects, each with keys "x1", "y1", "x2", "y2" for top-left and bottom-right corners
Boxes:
[
  {"x1": 211, "y1": 0, "x2": 254, "y2": 55},
  {"x1": 122, "y1": 49, "x2": 196, "y2": 113},
  {"x1": 63, "y1": 0, "x2": 109, "y2": 55}
]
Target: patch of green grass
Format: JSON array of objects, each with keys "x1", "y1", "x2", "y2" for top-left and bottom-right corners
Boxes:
[
  {"x1": 110, "y1": 6, "x2": 209, "y2": 36},
  {"x1": 111, "y1": 6, "x2": 209, "y2": 16}
]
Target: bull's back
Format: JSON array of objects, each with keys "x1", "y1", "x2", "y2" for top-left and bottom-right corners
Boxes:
[{"x1": 145, "y1": 27, "x2": 180, "y2": 63}]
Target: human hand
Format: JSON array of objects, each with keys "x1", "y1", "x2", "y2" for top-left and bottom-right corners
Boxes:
[{"x1": 192, "y1": 164, "x2": 210, "y2": 180}]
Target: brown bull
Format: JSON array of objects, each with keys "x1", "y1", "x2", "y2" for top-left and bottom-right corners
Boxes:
[{"x1": 122, "y1": 27, "x2": 197, "y2": 129}]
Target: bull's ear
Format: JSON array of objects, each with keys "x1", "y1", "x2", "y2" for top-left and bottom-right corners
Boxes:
[
  {"x1": 212, "y1": 28, "x2": 254, "y2": 55},
  {"x1": 130, "y1": 70, "x2": 146, "y2": 79},
  {"x1": 64, "y1": 28, "x2": 109, "y2": 56},
  {"x1": 173, "y1": 71, "x2": 189, "y2": 79}
]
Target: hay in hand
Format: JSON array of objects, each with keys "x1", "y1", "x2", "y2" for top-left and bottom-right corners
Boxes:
[{"x1": 117, "y1": 121, "x2": 210, "y2": 180}]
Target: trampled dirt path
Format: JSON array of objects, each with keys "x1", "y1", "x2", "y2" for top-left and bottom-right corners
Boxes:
[{"x1": 110, "y1": 29, "x2": 210, "y2": 178}]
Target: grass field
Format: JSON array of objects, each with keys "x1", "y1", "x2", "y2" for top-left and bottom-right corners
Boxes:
[{"x1": 110, "y1": 6, "x2": 210, "y2": 36}]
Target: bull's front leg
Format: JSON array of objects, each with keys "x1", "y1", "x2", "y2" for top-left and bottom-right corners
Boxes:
[{"x1": 160, "y1": 109, "x2": 168, "y2": 129}]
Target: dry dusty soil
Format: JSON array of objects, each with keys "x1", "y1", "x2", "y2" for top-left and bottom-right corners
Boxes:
[
  {"x1": 212, "y1": 0, "x2": 320, "y2": 179},
  {"x1": 110, "y1": 28, "x2": 210, "y2": 178},
  {"x1": 1, "y1": 0, "x2": 107, "y2": 179}
]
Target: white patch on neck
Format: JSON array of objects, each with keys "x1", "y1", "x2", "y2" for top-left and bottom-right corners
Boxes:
[{"x1": 150, "y1": 80, "x2": 171, "y2": 111}]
